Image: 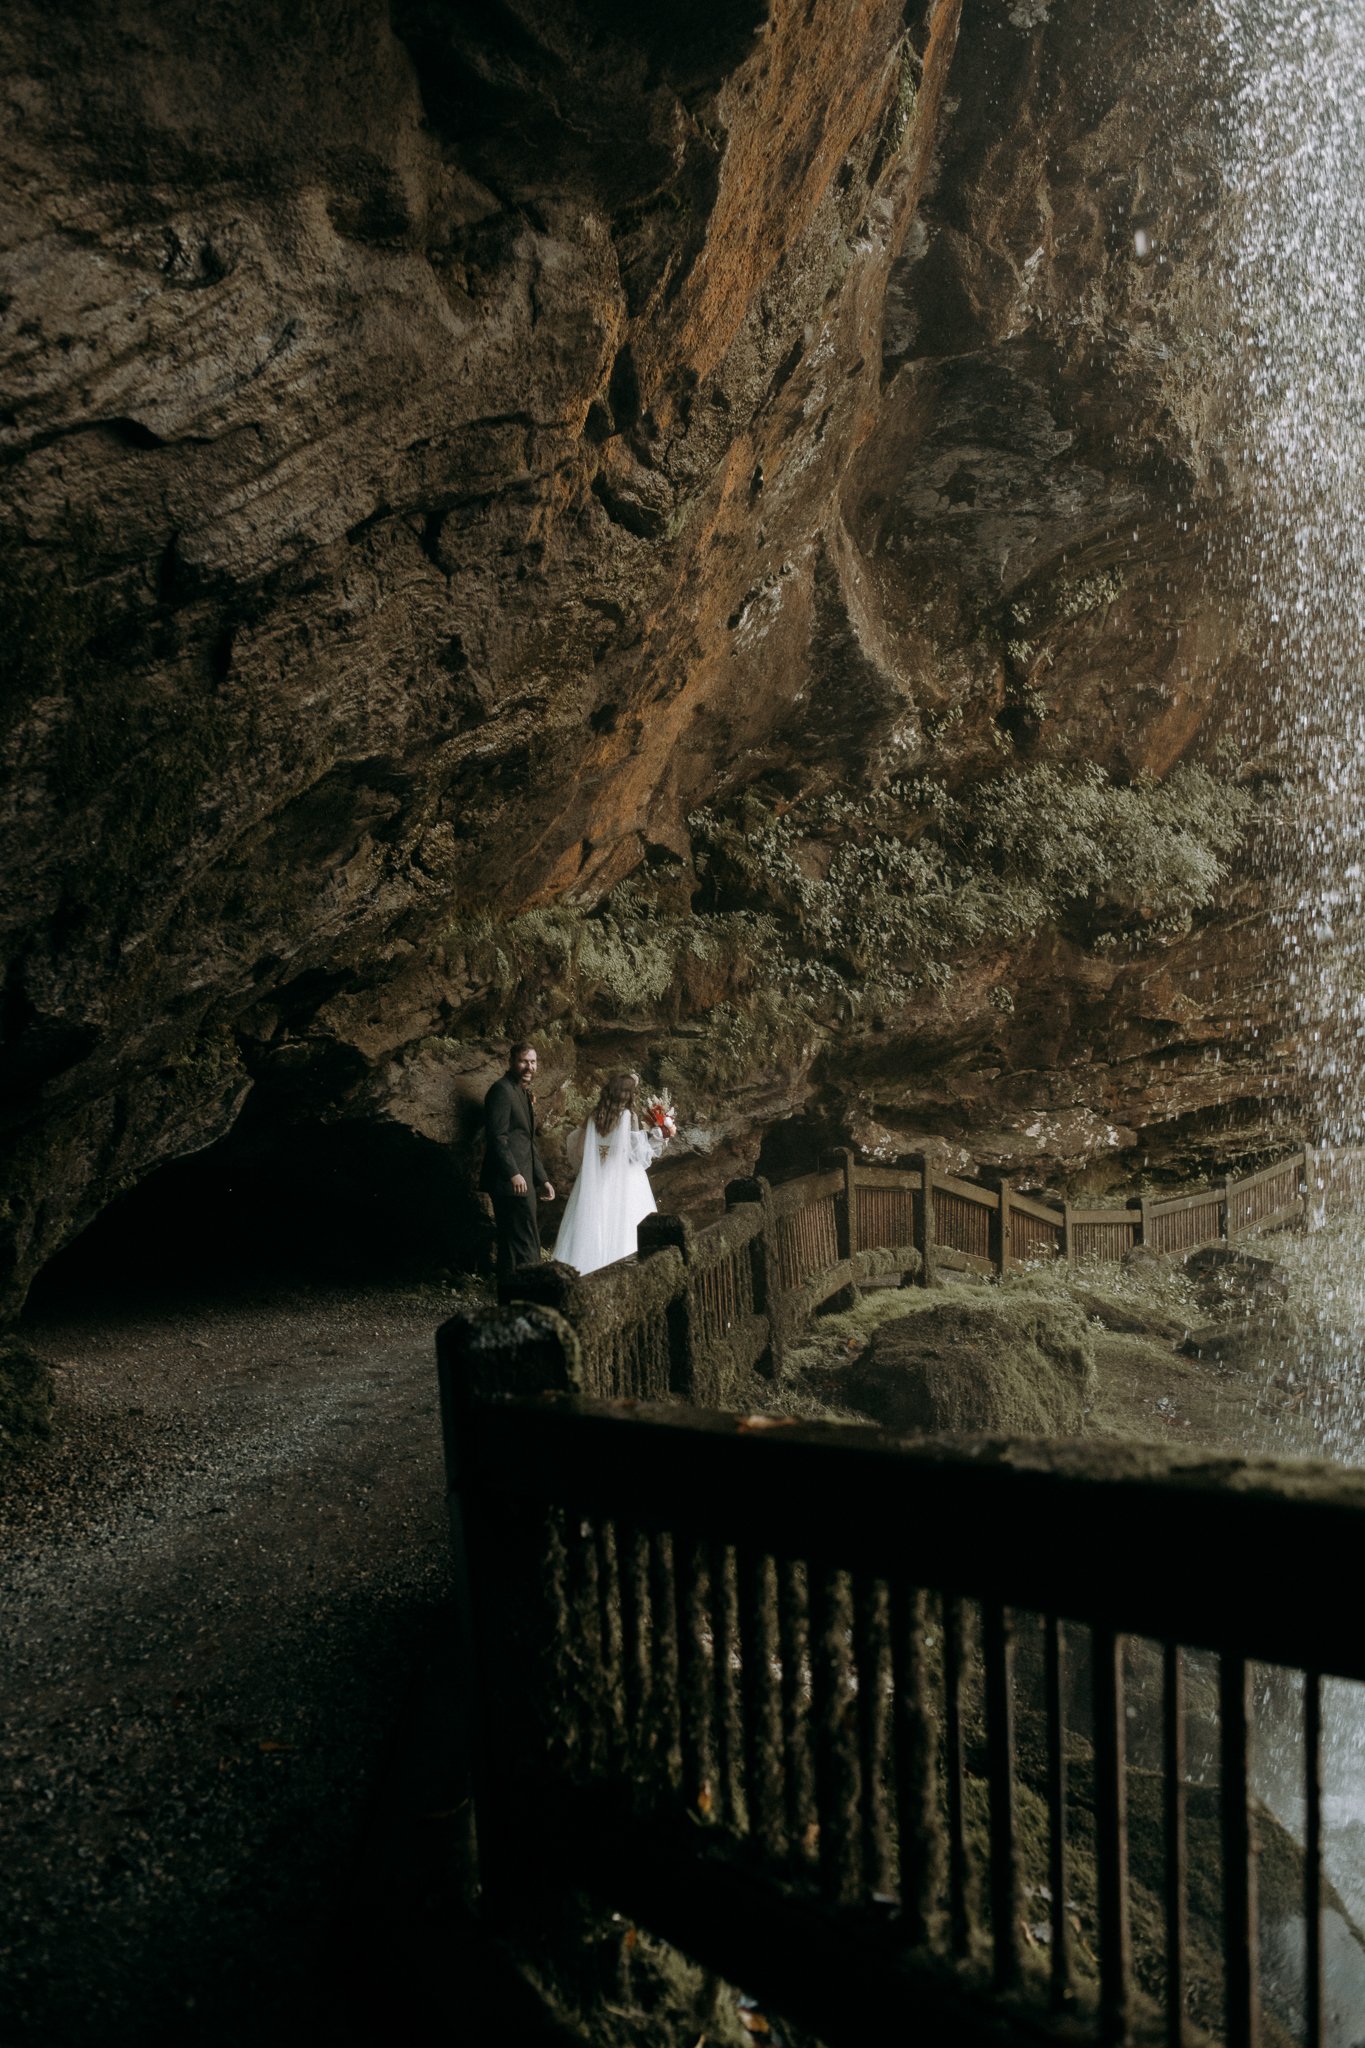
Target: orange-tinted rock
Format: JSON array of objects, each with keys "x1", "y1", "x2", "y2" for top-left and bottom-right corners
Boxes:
[{"x1": 0, "y1": 0, "x2": 1295, "y2": 1308}]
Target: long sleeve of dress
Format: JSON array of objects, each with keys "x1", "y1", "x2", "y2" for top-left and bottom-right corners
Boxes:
[{"x1": 629, "y1": 1125, "x2": 665, "y2": 1169}]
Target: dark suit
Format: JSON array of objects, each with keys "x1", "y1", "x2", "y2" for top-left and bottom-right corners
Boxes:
[{"x1": 480, "y1": 1073, "x2": 548, "y2": 1281}]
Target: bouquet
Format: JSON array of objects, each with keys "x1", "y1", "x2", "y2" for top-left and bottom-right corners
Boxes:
[{"x1": 641, "y1": 1086, "x2": 678, "y2": 1139}]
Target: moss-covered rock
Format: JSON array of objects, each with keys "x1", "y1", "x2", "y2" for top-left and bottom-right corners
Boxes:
[
  {"x1": 838, "y1": 1296, "x2": 1097, "y2": 1436},
  {"x1": 0, "y1": 1337, "x2": 56, "y2": 1466},
  {"x1": 1178, "y1": 1309, "x2": 1306, "y2": 1374},
  {"x1": 1066, "y1": 1285, "x2": 1190, "y2": 1343}
]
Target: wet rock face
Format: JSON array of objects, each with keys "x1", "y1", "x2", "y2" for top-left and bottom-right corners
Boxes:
[{"x1": 0, "y1": 0, "x2": 1283, "y2": 1309}]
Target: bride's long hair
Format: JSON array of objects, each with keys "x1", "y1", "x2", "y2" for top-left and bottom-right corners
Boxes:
[{"x1": 592, "y1": 1070, "x2": 640, "y2": 1136}]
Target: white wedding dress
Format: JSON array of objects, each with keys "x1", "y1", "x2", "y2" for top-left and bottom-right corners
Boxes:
[{"x1": 553, "y1": 1111, "x2": 663, "y2": 1275}]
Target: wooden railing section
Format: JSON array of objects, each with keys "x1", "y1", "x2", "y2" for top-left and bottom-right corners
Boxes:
[
  {"x1": 439, "y1": 1312, "x2": 1365, "y2": 2048},
  {"x1": 503, "y1": 1144, "x2": 1361, "y2": 1408}
]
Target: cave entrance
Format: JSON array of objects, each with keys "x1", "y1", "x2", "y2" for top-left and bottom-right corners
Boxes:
[{"x1": 24, "y1": 1110, "x2": 489, "y2": 1318}]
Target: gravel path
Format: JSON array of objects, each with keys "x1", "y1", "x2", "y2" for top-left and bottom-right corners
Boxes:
[{"x1": 0, "y1": 1282, "x2": 562, "y2": 2047}]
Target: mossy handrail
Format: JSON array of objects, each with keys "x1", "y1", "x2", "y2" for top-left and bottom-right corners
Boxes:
[
  {"x1": 438, "y1": 1307, "x2": 1360, "y2": 2048},
  {"x1": 505, "y1": 1143, "x2": 1361, "y2": 1408}
]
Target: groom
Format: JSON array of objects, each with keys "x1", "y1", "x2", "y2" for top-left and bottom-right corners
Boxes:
[{"x1": 480, "y1": 1042, "x2": 555, "y2": 1282}]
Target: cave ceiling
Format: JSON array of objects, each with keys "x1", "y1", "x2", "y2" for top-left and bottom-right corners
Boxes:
[{"x1": 0, "y1": 0, "x2": 1287, "y2": 1310}]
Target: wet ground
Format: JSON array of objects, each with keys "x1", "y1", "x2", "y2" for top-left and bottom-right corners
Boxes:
[{"x1": 0, "y1": 1280, "x2": 566, "y2": 2048}]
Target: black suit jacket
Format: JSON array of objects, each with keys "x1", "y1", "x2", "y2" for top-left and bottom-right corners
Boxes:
[{"x1": 479, "y1": 1074, "x2": 547, "y2": 1195}]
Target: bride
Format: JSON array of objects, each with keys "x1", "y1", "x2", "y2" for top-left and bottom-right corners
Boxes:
[{"x1": 553, "y1": 1071, "x2": 673, "y2": 1275}]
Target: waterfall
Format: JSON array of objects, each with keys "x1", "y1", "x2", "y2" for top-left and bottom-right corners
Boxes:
[
  {"x1": 1208, "y1": 6, "x2": 1365, "y2": 2035},
  {"x1": 1212, "y1": 0, "x2": 1365, "y2": 1145}
]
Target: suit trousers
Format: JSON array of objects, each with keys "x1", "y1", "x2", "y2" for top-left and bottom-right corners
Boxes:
[{"x1": 492, "y1": 1189, "x2": 542, "y2": 1284}]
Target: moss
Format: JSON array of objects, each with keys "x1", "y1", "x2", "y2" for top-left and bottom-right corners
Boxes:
[
  {"x1": 441, "y1": 896, "x2": 814, "y2": 1103},
  {"x1": 0, "y1": 1337, "x2": 56, "y2": 1469},
  {"x1": 1056, "y1": 567, "x2": 1124, "y2": 622},
  {"x1": 963, "y1": 1738, "x2": 1298, "y2": 2044},
  {"x1": 656, "y1": 987, "x2": 817, "y2": 1097},
  {"x1": 506, "y1": 1255, "x2": 684, "y2": 1400},
  {"x1": 852, "y1": 1244, "x2": 923, "y2": 1279},
  {"x1": 824, "y1": 1296, "x2": 1097, "y2": 1436},
  {"x1": 689, "y1": 761, "x2": 1252, "y2": 997},
  {"x1": 436, "y1": 760, "x2": 1251, "y2": 1115},
  {"x1": 867, "y1": 33, "x2": 921, "y2": 182}
]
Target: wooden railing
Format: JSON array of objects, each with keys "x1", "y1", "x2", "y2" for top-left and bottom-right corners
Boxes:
[
  {"x1": 501, "y1": 1144, "x2": 1360, "y2": 1407},
  {"x1": 439, "y1": 1308, "x2": 1365, "y2": 2048}
]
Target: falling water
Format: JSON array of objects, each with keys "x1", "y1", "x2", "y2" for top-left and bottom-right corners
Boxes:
[
  {"x1": 1212, "y1": 0, "x2": 1365, "y2": 1147},
  {"x1": 1207, "y1": 4, "x2": 1365, "y2": 2036}
]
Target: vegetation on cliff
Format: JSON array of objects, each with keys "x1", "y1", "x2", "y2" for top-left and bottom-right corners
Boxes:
[{"x1": 440, "y1": 758, "x2": 1254, "y2": 1100}]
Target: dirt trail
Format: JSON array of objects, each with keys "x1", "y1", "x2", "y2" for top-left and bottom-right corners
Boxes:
[{"x1": 0, "y1": 1282, "x2": 559, "y2": 2047}]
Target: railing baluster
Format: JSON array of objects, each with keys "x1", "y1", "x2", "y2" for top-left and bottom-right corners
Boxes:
[
  {"x1": 739, "y1": 1547, "x2": 784, "y2": 1853},
  {"x1": 1163, "y1": 1643, "x2": 1186, "y2": 2048},
  {"x1": 710, "y1": 1539, "x2": 743, "y2": 1828},
  {"x1": 1044, "y1": 1613, "x2": 1071, "y2": 2010},
  {"x1": 777, "y1": 1559, "x2": 815, "y2": 1859},
  {"x1": 853, "y1": 1575, "x2": 893, "y2": 1900},
  {"x1": 1092, "y1": 1625, "x2": 1132, "y2": 2042},
  {"x1": 982, "y1": 1601, "x2": 1020, "y2": 1990},
  {"x1": 619, "y1": 1523, "x2": 650, "y2": 1781},
  {"x1": 943, "y1": 1593, "x2": 970, "y2": 1957},
  {"x1": 892, "y1": 1582, "x2": 940, "y2": 1946},
  {"x1": 810, "y1": 1566, "x2": 861, "y2": 1901},
  {"x1": 563, "y1": 1512, "x2": 607, "y2": 1778},
  {"x1": 650, "y1": 1529, "x2": 681, "y2": 1793},
  {"x1": 1305, "y1": 1670, "x2": 1323, "y2": 2048},
  {"x1": 1220, "y1": 1653, "x2": 1258, "y2": 2048},
  {"x1": 596, "y1": 1519, "x2": 624, "y2": 1765},
  {"x1": 674, "y1": 1532, "x2": 711, "y2": 1815}
]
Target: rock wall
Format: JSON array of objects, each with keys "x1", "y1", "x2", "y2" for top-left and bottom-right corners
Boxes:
[{"x1": 0, "y1": 0, "x2": 1289, "y2": 1312}]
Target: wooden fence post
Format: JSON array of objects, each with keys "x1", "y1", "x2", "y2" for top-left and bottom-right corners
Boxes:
[
  {"x1": 911, "y1": 1153, "x2": 937, "y2": 1288},
  {"x1": 726, "y1": 1175, "x2": 786, "y2": 1372},
  {"x1": 1222, "y1": 1174, "x2": 1236, "y2": 1244},
  {"x1": 639, "y1": 1211, "x2": 696, "y2": 1398},
  {"x1": 1061, "y1": 1200, "x2": 1074, "y2": 1264},
  {"x1": 993, "y1": 1178, "x2": 1012, "y2": 1280},
  {"x1": 435, "y1": 1303, "x2": 583, "y2": 1921},
  {"x1": 1133, "y1": 1197, "x2": 1150, "y2": 1252},
  {"x1": 821, "y1": 1146, "x2": 857, "y2": 1261}
]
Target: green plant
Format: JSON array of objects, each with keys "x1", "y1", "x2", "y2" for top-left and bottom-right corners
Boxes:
[
  {"x1": 1056, "y1": 567, "x2": 1124, "y2": 621},
  {"x1": 657, "y1": 985, "x2": 818, "y2": 1097},
  {"x1": 691, "y1": 760, "x2": 1251, "y2": 989}
]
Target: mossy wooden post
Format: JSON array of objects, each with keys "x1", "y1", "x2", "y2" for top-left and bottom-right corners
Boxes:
[
  {"x1": 497, "y1": 1259, "x2": 574, "y2": 1313},
  {"x1": 435, "y1": 1303, "x2": 584, "y2": 1925},
  {"x1": 726, "y1": 1175, "x2": 785, "y2": 1372},
  {"x1": 638, "y1": 1210, "x2": 696, "y2": 1399},
  {"x1": 821, "y1": 1147, "x2": 856, "y2": 1259},
  {"x1": 993, "y1": 1178, "x2": 1012, "y2": 1279},
  {"x1": 911, "y1": 1154, "x2": 937, "y2": 1288},
  {"x1": 821, "y1": 1147, "x2": 859, "y2": 1310},
  {"x1": 1061, "y1": 1200, "x2": 1074, "y2": 1264},
  {"x1": 1132, "y1": 1196, "x2": 1149, "y2": 1251}
]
